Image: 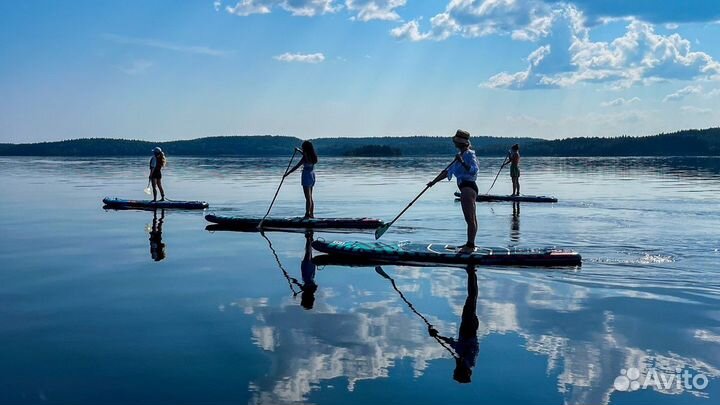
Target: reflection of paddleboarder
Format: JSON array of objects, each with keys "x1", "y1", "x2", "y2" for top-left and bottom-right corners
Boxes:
[
  {"x1": 149, "y1": 209, "x2": 166, "y2": 261},
  {"x1": 428, "y1": 266, "x2": 479, "y2": 383},
  {"x1": 261, "y1": 231, "x2": 318, "y2": 310},
  {"x1": 511, "y1": 201, "x2": 520, "y2": 244},
  {"x1": 375, "y1": 265, "x2": 479, "y2": 384},
  {"x1": 300, "y1": 231, "x2": 318, "y2": 310}
]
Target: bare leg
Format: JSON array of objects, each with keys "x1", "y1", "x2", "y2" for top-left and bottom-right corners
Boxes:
[
  {"x1": 309, "y1": 187, "x2": 314, "y2": 217},
  {"x1": 151, "y1": 178, "x2": 158, "y2": 201},
  {"x1": 460, "y1": 188, "x2": 478, "y2": 248},
  {"x1": 303, "y1": 186, "x2": 314, "y2": 218},
  {"x1": 157, "y1": 178, "x2": 165, "y2": 200},
  {"x1": 512, "y1": 177, "x2": 519, "y2": 196}
]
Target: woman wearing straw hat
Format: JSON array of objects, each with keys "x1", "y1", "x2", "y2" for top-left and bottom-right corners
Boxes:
[
  {"x1": 149, "y1": 146, "x2": 166, "y2": 202},
  {"x1": 428, "y1": 130, "x2": 479, "y2": 253}
]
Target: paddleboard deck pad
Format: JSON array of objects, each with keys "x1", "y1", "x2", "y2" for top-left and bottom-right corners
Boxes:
[
  {"x1": 103, "y1": 197, "x2": 208, "y2": 210},
  {"x1": 312, "y1": 240, "x2": 581, "y2": 267},
  {"x1": 205, "y1": 214, "x2": 384, "y2": 230},
  {"x1": 454, "y1": 192, "x2": 557, "y2": 203}
]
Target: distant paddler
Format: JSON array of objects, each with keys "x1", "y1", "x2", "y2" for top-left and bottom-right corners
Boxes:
[
  {"x1": 428, "y1": 130, "x2": 479, "y2": 253},
  {"x1": 284, "y1": 140, "x2": 318, "y2": 219},
  {"x1": 502, "y1": 143, "x2": 521, "y2": 196},
  {"x1": 149, "y1": 147, "x2": 167, "y2": 202}
]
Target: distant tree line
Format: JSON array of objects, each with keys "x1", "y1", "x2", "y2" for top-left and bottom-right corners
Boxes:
[
  {"x1": 1, "y1": 128, "x2": 719, "y2": 157},
  {"x1": 343, "y1": 145, "x2": 402, "y2": 157}
]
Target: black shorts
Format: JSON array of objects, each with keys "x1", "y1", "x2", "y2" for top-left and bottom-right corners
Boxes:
[
  {"x1": 458, "y1": 181, "x2": 478, "y2": 194},
  {"x1": 149, "y1": 171, "x2": 162, "y2": 180}
]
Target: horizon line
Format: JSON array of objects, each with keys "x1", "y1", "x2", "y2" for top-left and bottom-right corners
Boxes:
[{"x1": 3, "y1": 126, "x2": 717, "y2": 146}]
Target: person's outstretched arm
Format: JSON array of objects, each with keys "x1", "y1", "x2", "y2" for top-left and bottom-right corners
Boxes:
[{"x1": 285, "y1": 157, "x2": 305, "y2": 177}]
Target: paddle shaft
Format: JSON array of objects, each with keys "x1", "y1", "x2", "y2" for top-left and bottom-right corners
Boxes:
[
  {"x1": 258, "y1": 149, "x2": 298, "y2": 229},
  {"x1": 485, "y1": 152, "x2": 510, "y2": 194},
  {"x1": 260, "y1": 232, "x2": 302, "y2": 295},
  {"x1": 384, "y1": 160, "x2": 456, "y2": 229},
  {"x1": 374, "y1": 266, "x2": 458, "y2": 358}
]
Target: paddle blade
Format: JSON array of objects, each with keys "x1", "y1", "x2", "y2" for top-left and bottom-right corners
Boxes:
[
  {"x1": 374, "y1": 223, "x2": 390, "y2": 240},
  {"x1": 374, "y1": 266, "x2": 391, "y2": 280}
]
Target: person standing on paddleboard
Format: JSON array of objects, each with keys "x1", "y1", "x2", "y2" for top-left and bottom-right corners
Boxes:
[
  {"x1": 285, "y1": 140, "x2": 318, "y2": 219},
  {"x1": 505, "y1": 144, "x2": 521, "y2": 196},
  {"x1": 428, "y1": 130, "x2": 479, "y2": 253},
  {"x1": 149, "y1": 147, "x2": 166, "y2": 202}
]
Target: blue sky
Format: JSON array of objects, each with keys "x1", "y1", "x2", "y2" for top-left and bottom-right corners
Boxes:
[{"x1": 1, "y1": 0, "x2": 719, "y2": 143}]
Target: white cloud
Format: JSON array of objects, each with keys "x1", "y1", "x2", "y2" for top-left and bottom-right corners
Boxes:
[
  {"x1": 680, "y1": 106, "x2": 712, "y2": 115},
  {"x1": 274, "y1": 52, "x2": 326, "y2": 63},
  {"x1": 664, "y1": 23, "x2": 679, "y2": 30},
  {"x1": 482, "y1": 9, "x2": 720, "y2": 90},
  {"x1": 346, "y1": 0, "x2": 406, "y2": 22},
  {"x1": 706, "y1": 88, "x2": 720, "y2": 97},
  {"x1": 390, "y1": 19, "x2": 432, "y2": 41},
  {"x1": 103, "y1": 34, "x2": 232, "y2": 57},
  {"x1": 221, "y1": 0, "x2": 341, "y2": 17},
  {"x1": 118, "y1": 60, "x2": 153, "y2": 75},
  {"x1": 663, "y1": 85, "x2": 702, "y2": 102},
  {"x1": 391, "y1": 0, "x2": 560, "y2": 42},
  {"x1": 223, "y1": 0, "x2": 273, "y2": 16},
  {"x1": 281, "y1": 0, "x2": 340, "y2": 16},
  {"x1": 600, "y1": 97, "x2": 640, "y2": 107}
]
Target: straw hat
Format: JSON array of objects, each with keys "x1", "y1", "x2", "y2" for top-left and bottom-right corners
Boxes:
[{"x1": 452, "y1": 129, "x2": 470, "y2": 145}]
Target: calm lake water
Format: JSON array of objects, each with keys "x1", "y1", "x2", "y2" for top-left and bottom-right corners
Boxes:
[{"x1": 1, "y1": 156, "x2": 719, "y2": 405}]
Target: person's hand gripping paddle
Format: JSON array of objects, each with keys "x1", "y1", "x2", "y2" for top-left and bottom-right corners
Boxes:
[
  {"x1": 374, "y1": 159, "x2": 457, "y2": 239},
  {"x1": 257, "y1": 148, "x2": 301, "y2": 230}
]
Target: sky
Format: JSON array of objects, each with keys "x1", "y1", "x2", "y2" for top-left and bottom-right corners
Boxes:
[{"x1": 1, "y1": 0, "x2": 719, "y2": 143}]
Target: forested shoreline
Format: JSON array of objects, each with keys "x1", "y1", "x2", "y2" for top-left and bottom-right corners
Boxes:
[{"x1": 1, "y1": 128, "x2": 718, "y2": 157}]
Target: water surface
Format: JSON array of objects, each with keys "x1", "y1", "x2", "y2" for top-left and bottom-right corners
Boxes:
[{"x1": 1, "y1": 156, "x2": 719, "y2": 405}]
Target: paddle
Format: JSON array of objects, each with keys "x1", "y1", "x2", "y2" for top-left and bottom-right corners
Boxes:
[
  {"x1": 258, "y1": 149, "x2": 299, "y2": 230},
  {"x1": 259, "y1": 232, "x2": 302, "y2": 295},
  {"x1": 374, "y1": 160, "x2": 456, "y2": 240},
  {"x1": 144, "y1": 180, "x2": 152, "y2": 195},
  {"x1": 374, "y1": 266, "x2": 458, "y2": 357},
  {"x1": 485, "y1": 152, "x2": 510, "y2": 195}
]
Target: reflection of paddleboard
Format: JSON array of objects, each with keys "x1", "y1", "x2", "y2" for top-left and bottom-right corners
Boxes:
[
  {"x1": 103, "y1": 197, "x2": 208, "y2": 210},
  {"x1": 205, "y1": 214, "x2": 384, "y2": 230},
  {"x1": 454, "y1": 192, "x2": 558, "y2": 203},
  {"x1": 312, "y1": 240, "x2": 581, "y2": 267}
]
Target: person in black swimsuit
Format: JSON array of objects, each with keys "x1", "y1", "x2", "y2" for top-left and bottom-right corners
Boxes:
[{"x1": 149, "y1": 147, "x2": 166, "y2": 202}]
